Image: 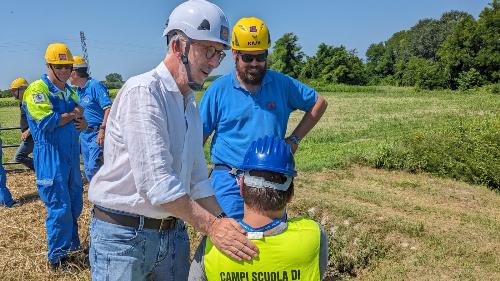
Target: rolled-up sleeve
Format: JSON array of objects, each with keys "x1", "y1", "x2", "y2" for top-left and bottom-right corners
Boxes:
[{"x1": 120, "y1": 86, "x2": 187, "y2": 206}]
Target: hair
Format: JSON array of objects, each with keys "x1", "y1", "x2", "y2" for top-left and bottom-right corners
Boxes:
[
  {"x1": 241, "y1": 170, "x2": 294, "y2": 212},
  {"x1": 74, "y1": 68, "x2": 89, "y2": 78},
  {"x1": 168, "y1": 33, "x2": 187, "y2": 53}
]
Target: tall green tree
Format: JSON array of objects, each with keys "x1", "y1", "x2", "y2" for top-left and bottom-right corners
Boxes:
[
  {"x1": 104, "y1": 73, "x2": 124, "y2": 89},
  {"x1": 105, "y1": 73, "x2": 123, "y2": 83},
  {"x1": 474, "y1": 0, "x2": 500, "y2": 84},
  {"x1": 437, "y1": 16, "x2": 480, "y2": 88},
  {"x1": 300, "y1": 44, "x2": 367, "y2": 85},
  {"x1": 268, "y1": 33, "x2": 304, "y2": 78}
]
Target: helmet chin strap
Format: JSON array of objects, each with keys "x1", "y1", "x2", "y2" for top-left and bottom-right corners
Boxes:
[
  {"x1": 49, "y1": 64, "x2": 66, "y2": 84},
  {"x1": 181, "y1": 38, "x2": 204, "y2": 91}
]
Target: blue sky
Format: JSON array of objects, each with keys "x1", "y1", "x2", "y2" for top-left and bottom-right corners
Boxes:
[{"x1": 0, "y1": 0, "x2": 491, "y2": 90}]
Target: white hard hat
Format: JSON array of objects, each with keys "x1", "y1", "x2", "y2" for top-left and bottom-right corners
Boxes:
[{"x1": 163, "y1": 0, "x2": 230, "y2": 49}]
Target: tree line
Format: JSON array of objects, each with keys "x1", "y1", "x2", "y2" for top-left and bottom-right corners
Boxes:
[{"x1": 268, "y1": 1, "x2": 499, "y2": 91}]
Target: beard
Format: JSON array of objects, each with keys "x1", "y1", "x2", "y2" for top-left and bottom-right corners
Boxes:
[{"x1": 236, "y1": 60, "x2": 267, "y2": 85}]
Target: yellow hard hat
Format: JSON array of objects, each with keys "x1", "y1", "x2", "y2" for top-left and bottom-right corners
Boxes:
[
  {"x1": 10, "y1": 77, "x2": 29, "y2": 90},
  {"x1": 73, "y1": 55, "x2": 88, "y2": 68},
  {"x1": 45, "y1": 43, "x2": 74, "y2": 65},
  {"x1": 232, "y1": 17, "x2": 271, "y2": 51}
]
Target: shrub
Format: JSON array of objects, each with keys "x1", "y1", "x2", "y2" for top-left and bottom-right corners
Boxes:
[
  {"x1": 371, "y1": 118, "x2": 500, "y2": 189},
  {"x1": 401, "y1": 57, "x2": 450, "y2": 90},
  {"x1": 0, "y1": 98, "x2": 18, "y2": 108},
  {"x1": 457, "y1": 68, "x2": 485, "y2": 91}
]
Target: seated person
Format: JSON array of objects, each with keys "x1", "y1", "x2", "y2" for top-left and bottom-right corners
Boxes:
[{"x1": 189, "y1": 135, "x2": 328, "y2": 280}]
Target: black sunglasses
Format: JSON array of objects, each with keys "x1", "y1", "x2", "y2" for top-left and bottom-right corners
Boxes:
[
  {"x1": 239, "y1": 51, "x2": 268, "y2": 63},
  {"x1": 52, "y1": 64, "x2": 73, "y2": 70}
]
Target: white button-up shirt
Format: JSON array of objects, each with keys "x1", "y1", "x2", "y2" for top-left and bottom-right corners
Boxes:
[{"x1": 88, "y1": 62, "x2": 213, "y2": 219}]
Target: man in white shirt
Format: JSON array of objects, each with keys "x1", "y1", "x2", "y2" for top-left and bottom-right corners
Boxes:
[{"x1": 87, "y1": 1, "x2": 258, "y2": 280}]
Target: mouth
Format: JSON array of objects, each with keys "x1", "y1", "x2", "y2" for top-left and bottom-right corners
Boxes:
[{"x1": 200, "y1": 70, "x2": 210, "y2": 77}]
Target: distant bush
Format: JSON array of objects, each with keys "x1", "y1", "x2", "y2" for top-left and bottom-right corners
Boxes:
[
  {"x1": 371, "y1": 118, "x2": 500, "y2": 189},
  {"x1": 0, "y1": 89, "x2": 12, "y2": 98},
  {"x1": 401, "y1": 57, "x2": 450, "y2": 90},
  {"x1": 104, "y1": 81, "x2": 123, "y2": 90},
  {"x1": 0, "y1": 98, "x2": 18, "y2": 108},
  {"x1": 457, "y1": 68, "x2": 485, "y2": 91},
  {"x1": 476, "y1": 82, "x2": 500, "y2": 94},
  {"x1": 108, "y1": 89, "x2": 119, "y2": 99}
]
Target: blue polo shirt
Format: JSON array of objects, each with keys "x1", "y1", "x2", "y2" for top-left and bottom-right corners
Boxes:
[
  {"x1": 76, "y1": 78, "x2": 112, "y2": 128},
  {"x1": 199, "y1": 69, "x2": 317, "y2": 168}
]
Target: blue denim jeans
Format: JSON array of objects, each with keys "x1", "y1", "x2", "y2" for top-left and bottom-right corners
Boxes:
[
  {"x1": 89, "y1": 209, "x2": 190, "y2": 281},
  {"x1": 14, "y1": 136, "x2": 34, "y2": 170}
]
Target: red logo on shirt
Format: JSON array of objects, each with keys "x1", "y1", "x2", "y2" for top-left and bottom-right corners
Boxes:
[{"x1": 267, "y1": 101, "x2": 276, "y2": 110}]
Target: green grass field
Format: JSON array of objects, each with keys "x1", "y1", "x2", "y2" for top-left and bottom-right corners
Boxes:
[{"x1": 0, "y1": 86, "x2": 499, "y2": 280}]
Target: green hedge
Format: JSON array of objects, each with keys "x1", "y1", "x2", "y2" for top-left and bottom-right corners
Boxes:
[
  {"x1": 371, "y1": 118, "x2": 500, "y2": 189},
  {"x1": 0, "y1": 98, "x2": 18, "y2": 108}
]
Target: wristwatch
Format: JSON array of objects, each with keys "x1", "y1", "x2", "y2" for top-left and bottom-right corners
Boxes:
[
  {"x1": 216, "y1": 212, "x2": 227, "y2": 219},
  {"x1": 286, "y1": 134, "x2": 301, "y2": 145}
]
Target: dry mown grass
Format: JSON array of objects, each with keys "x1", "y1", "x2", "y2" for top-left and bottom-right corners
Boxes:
[{"x1": 1, "y1": 167, "x2": 499, "y2": 280}]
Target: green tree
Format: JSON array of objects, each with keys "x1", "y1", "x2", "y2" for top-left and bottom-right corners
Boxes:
[
  {"x1": 401, "y1": 57, "x2": 449, "y2": 89},
  {"x1": 104, "y1": 73, "x2": 124, "y2": 89},
  {"x1": 474, "y1": 0, "x2": 500, "y2": 84},
  {"x1": 268, "y1": 33, "x2": 304, "y2": 78},
  {"x1": 366, "y1": 42, "x2": 395, "y2": 83},
  {"x1": 105, "y1": 73, "x2": 123, "y2": 83},
  {"x1": 300, "y1": 44, "x2": 367, "y2": 85},
  {"x1": 437, "y1": 16, "x2": 480, "y2": 89}
]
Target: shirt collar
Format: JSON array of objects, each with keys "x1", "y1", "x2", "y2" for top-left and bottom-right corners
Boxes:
[
  {"x1": 155, "y1": 62, "x2": 195, "y2": 102},
  {"x1": 41, "y1": 74, "x2": 71, "y2": 94},
  {"x1": 81, "y1": 77, "x2": 92, "y2": 90},
  {"x1": 155, "y1": 62, "x2": 180, "y2": 92},
  {"x1": 230, "y1": 69, "x2": 272, "y2": 90}
]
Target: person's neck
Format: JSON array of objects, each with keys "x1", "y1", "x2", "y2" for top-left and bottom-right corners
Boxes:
[
  {"x1": 242, "y1": 206, "x2": 285, "y2": 228},
  {"x1": 164, "y1": 57, "x2": 191, "y2": 97},
  {"x1": 50, "y1": 78, "x2": 66, "y2": 92},
  {"x1": 74, "y1": 77, "x2": 88, "y2": 88}
]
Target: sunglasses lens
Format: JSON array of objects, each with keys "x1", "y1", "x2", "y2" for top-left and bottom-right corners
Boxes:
[
  {"x1": 255, "y1": 53, "x2": 267, "y2": 62},
  {"x1": 241, "y1": 54, "x2": 254, "y2": 63},
  {"x1": 240, "y1": 53, "x2": 267, "y2": 63},
  {"x1": 53, "y1": 65, "x2": 72, "y2": 70}
]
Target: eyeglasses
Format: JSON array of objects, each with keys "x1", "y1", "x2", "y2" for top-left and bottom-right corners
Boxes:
[
  {"x1": 51, "y1": 64, "x2": 73, "y2": 70},
  {"x1": 192, "y1": 42, "x2": 226, "y2": 63},
  {"x1": 239, "y1": 51, "x2": 268, "y2": 63}
]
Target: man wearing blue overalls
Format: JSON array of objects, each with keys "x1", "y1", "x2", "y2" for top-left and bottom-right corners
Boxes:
[
  {"x1": 0, "y1": 137, "x2": 17, "y2": 207},
  {"x1": 23, "y1": 43, "x2": 87, "y2": 272},
  {"x1": 69, "y1": 56, "x2": 112, "y2": 182}
]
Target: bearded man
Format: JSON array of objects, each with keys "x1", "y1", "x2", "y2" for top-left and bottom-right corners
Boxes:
[{"x1": 199, "y1": 17, "x2": 327, "y2": 219}]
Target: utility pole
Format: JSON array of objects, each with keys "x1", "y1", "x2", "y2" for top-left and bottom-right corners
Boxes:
[{"x1": 80, "y1": 31, "x2": 90, "y2": 75}]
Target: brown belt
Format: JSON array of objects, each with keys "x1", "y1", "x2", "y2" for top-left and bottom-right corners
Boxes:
[{"x1": 93, "y1": 207, "x2": 178, "y2": 231}]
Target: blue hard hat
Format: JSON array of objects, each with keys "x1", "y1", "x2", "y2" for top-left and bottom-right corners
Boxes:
[{"x1": 240, "y1": 136, "x2": 297, "y2": 176}]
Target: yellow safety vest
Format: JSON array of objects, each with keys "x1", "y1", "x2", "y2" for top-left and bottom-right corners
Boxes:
[{"x1": 204, "y1": 217, "x2": 321, "y2": 281}]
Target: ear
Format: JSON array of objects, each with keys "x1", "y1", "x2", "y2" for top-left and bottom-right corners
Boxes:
[
  {"x1": 238, "y1": 176, "x2": 244, "y2": 196},
  {"x1": 232, "y1": 50, "x2": 238, "y2": 60},
  {"x1": 286, "y1": 187, "x2": 294, "y2": 203},
  {"x1": 171, "y1": 38, "x2": 182, "y2": 59}
]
